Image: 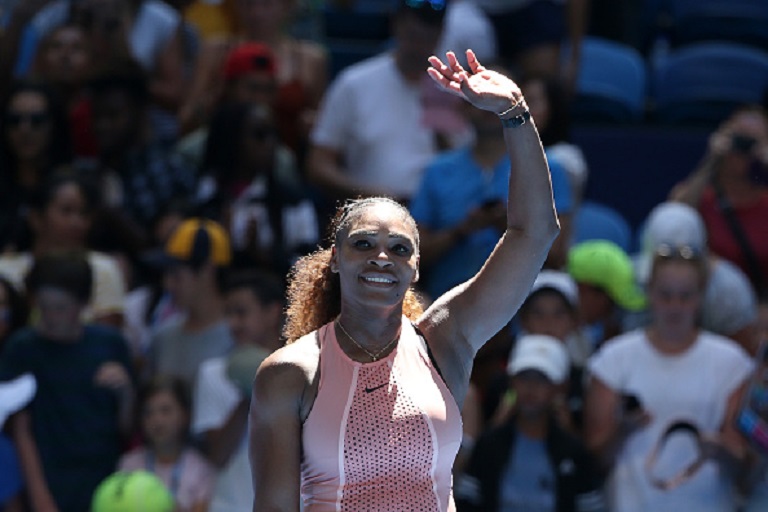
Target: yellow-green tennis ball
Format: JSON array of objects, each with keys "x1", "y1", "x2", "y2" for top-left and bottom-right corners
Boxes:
[{"x1": 91, "y1": 470, "x2": 174, "y2": 512}]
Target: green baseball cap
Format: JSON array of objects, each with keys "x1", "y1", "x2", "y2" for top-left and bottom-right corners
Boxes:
[{"x1": 567, "y1": 240, "x2": 646, "y2": 311}]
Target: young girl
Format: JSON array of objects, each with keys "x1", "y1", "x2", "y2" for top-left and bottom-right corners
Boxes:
[{"x1": 119, "y1": 375, "x2": 215, "y2": 512}]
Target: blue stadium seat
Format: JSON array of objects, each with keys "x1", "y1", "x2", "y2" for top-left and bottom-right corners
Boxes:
[
  {"x1": 321, "y1": 5, "x2": 392, "y2": 79},
  {"x1": 651, "y1": 42, "x2": 768, "y2": 126},
  {"x1": 573, "y1": 201, "x2": 634, "y2": 253},
  {"x1": 568, "y1": 37, "x2": 648, "y2": 124},
  {"x1": 668, "y1": 0, "x2": 768, "y2": 50}
]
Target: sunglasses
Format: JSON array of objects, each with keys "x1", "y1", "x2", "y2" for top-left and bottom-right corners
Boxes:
[
  {"x1": 5, "y1": 111, "x2": 50, "y2": 129},
  {"x1": 654, "y1": 243, "x2": 702, "y2": 260},
  {"x1": 405, "y1": 0, "x2": 446, "y2": 11}
]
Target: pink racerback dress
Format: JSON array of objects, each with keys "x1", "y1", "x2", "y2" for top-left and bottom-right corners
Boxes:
[{"x1": 300, "y1": 318, "x2": 463, "y2": 511}]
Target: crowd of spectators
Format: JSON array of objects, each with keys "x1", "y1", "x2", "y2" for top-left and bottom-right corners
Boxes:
[{"x1": 0, "y1": 0, "x2": 767, "y2": 511}]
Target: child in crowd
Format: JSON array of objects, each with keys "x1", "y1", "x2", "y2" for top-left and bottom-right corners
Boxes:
[
  {"x1": 0, "y1": 252, "x2": 135, "y2": 512},
  {"x1": 146, "y1": 218, "x2": 234, "y2": 387},
  {"x1": 487, "y1": 270, "x2": 589, "y2": 434},
  {"x1": 119, "y1": 375, "x2": 215, "y2": 512},
  {"x1": 456, "y1": 335, "x2": 605, "y2": 512},
  {"x1": 192, "y1": 269, "x2": 284, "y2": 512},
  {"x1": 567, "y1": 240, "x2": 646, "y2": 349}
]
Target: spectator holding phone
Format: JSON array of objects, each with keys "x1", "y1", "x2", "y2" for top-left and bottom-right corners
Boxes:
[
  {"x1": 410, "y1": 66, "x2": 573, "y2": 299},
  {"x1": 670, "y1": 106, "x2": 768, "y2": 295},
  {"x1": 584, "y1": 244, "x2": 754, "y2": 511}
]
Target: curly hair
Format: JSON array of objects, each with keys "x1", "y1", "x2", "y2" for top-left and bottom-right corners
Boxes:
[{"x1": 283, "y1": 197, "x2": 424, "y2": 343}]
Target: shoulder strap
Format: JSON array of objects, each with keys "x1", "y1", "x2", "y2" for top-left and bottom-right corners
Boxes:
[{"x1": 713, "y1": 182, "x2": 767, "y2": 294}]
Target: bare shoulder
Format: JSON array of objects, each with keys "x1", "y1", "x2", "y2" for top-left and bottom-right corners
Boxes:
[
  {"x1": 253, "y1": 333, "x2": 321, "y2": 415},
  {"x1": 256, "y1": 334, "x2": 319, "y2": 393}
]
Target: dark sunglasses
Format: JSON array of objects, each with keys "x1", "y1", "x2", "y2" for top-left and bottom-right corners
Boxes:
[
  {"x1": 405, "y1": 0, "x2": 447, "y2": 11},
  {"x1": 654, "y1": 243, "x2": 702, "y2": 261},
  {"x1": 5, "y1": 111, "x2": 50, "y2": 129}
]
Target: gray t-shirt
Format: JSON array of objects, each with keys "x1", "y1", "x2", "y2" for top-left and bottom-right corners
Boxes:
[{"x1": 149, "y1": 317, "x2": 233, "y2": 386}]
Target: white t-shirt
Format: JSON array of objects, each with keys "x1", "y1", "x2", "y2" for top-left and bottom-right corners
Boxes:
[
  {"x1": 311, "y1": 52, "x2": 438, "y2": 199},
  {"x1": 0, "y1": 251, "x2": 126, "y2": 321},
  {"x1": 192, "y1": 357, "x2": 253, "y2": 512},
  {"x1": 588, "y1": 329, "x2": 754, "y2": 512}
]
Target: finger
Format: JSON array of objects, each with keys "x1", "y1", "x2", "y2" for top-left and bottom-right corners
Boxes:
[
  {"x1": 466, "y1": 49, "x2": 485, "y2": 74},
  {"x1": 428, "y1": 55, "x2": 462, "y2": 83},
  {"x1": 446, "y1": 51, "x2": 467, "y2": 76},
  {"x1": 427, "y1": 68, "x2": 465, "y2": 98}
]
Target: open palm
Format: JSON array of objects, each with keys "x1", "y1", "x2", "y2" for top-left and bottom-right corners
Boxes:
[{"x1": 427, "y1": 50, "x2": 522, "y2": 115}]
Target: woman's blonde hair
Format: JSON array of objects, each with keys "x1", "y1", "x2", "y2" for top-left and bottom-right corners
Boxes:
[{"x1": 283, "y1": 198, "x2": 424, "y2": 343}]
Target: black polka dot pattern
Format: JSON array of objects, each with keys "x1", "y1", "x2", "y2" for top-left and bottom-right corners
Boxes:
[{"x1": 340, "y1": 362, "x2": 439, "y2": 511}]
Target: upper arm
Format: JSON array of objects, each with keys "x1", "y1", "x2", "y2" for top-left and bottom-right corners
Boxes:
[
  {"x1": 720, "y1": 378, "x2": 749, "y2": 458},
  {"x1": 421, "y1": 228, "x2": 554, "y2": 355},
  {"x1": 249, "y1": 355, "x2": 306, "y2": 512},
  {"x1": 584, "y1": 375, "x2": 620, "y2": 452},
  {"x1": 301, "y1": 43, "x2": 328, "y2": 107}
]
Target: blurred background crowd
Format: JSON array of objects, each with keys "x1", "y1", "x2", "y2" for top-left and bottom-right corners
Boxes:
[{"x1": 0, "y1": 0, "x2": 767, "y2": 511}]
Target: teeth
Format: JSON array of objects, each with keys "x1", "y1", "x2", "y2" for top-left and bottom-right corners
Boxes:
[{"x1": 364, "y1": 277, "x2": 394, "y2": 284}]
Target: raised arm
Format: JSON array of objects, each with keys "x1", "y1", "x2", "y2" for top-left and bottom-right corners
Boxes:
[{"x1": 418, "y1": 50, "x2": 560, "y2": 374}]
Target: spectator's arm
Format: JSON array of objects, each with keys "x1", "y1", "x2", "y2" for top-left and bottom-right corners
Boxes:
[
  {"x1": 307, "y1": 145, "x2": 379, "y2": 200},
  {"x1": 202, "y1": 397, "x2": 249, "y2": 469},
  {"x1": 669, "y1": 125, "x2": 733, "y2": 206},
  {"x1": 178, "y1": 38, "x2": 227, "y2": 134},
  {"x1": 418, "y1": 225, "x2": 465, "y2": 267},
  {"x1": 0, "y1": 0, "x2": 51, "y2": 97},
  {"x1": 668, "y1": 152, "x2": 721, "y2": 207},
  {"x1": 149, "y1": 25, "x2": 185, "y2": 111},
  {"x1": 563, "y1": 0, "x2": 590, "y2": 91},
  {"x1": 9, "y1": 410, "x2": 60, "y2": 512},
  {"x1": 584, "y1": 376, "x2": 649, "y2": 471},
  {"x1": 714, "y1": 379, "x2": 750, "y2": 473}
]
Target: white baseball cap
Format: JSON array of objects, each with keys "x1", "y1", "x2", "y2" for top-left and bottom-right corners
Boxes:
[
  {"x1": 635, "y1": 202, "x2": 708, "y2": 284},
  {"x1": 528, "y1": 270, "x2": 579, "y2": 309},
  {"x1": 507, "y1": 334, "x2": 569, "y2": 384}
]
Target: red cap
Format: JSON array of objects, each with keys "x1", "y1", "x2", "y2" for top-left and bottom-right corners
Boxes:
[{"x1": 223, "y1": 43, "x2": 278, "y2": 81}]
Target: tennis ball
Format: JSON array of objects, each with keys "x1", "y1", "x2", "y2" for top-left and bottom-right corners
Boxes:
[{"x1": 91, "y1": 470, "x2": 174, "y2": 512}]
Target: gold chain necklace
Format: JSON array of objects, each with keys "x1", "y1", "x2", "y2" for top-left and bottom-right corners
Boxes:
[{"x1": 336, "y1": 320, "x2": 400, "y2": 362}]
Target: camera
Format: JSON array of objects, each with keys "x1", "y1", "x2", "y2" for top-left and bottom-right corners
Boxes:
[{"x1": 731, "y1": 134, "x2": 757, "y2": 154}]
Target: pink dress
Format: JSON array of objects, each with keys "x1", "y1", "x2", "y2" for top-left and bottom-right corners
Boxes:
[{"x1": 301, "y1": 318, "x2": 463, "y2": 511}]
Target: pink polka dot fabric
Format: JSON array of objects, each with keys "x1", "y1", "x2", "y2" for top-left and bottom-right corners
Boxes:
[{"x1": 300, "y1": 320, "x2": 462, "y2": 511}]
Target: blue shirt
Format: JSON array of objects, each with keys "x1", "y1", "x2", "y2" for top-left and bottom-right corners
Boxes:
[
  {"x1": 500, "y1": 432, "x2": 556, "y2": 512},
  {"x1": 410, "y1": 146, "x2": 572, "y2": 298}
]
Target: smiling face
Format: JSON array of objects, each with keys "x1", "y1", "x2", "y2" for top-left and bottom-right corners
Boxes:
[{"x1": 331, "y1": 202, "x2": 420, "y2": 310}]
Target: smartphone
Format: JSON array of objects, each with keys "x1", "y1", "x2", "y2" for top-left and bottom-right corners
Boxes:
[{"x1": 622, "y1": 393, "x2": 642, "y2": 414}]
